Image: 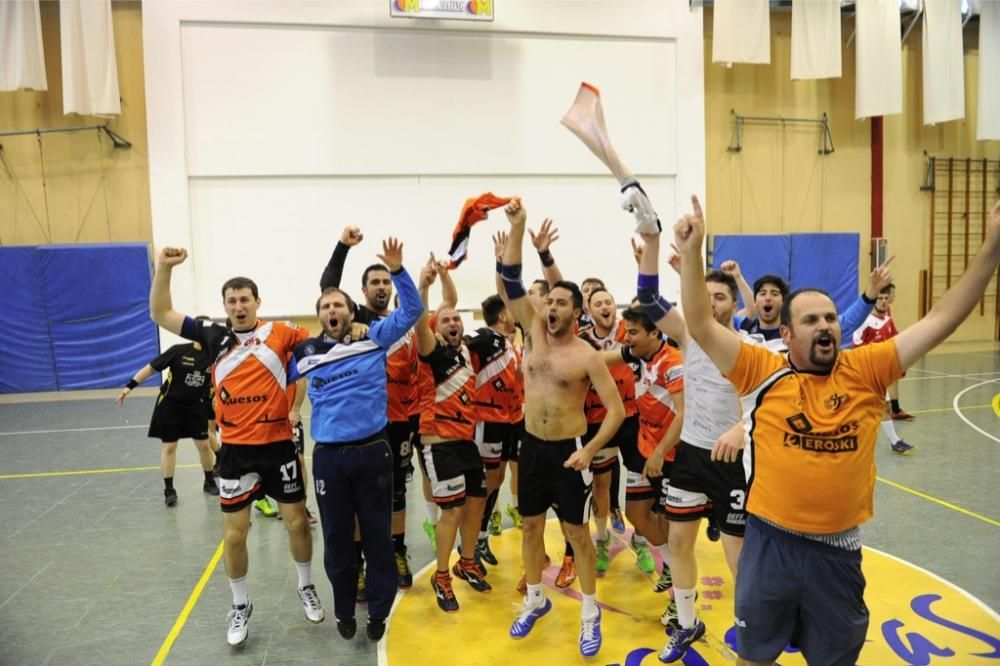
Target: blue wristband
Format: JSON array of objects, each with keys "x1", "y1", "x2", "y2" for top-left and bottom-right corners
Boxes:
[{"x1": 500, "y1": 263, "x2": 527, "y2": 300}]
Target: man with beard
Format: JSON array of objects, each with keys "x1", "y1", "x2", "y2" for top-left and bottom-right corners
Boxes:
[
  {"x1": 289, "y1": 238, "x2": 424, "y2": 642},
  {"x1": 150, "y1": 250, "x2": 324, "y2": 647},
  {"x1": 500, "y1": 197, "x2": 625, "y2": 658},
  {"x1": 319, "y1": 227, "x2": 457, "y2": 594},
  {"x1": 674, "y1": 196, "x2": 1000, "y2": 666},
  {"x1": 415, "y1": 262, "x2": 493, "y2": 612},
  {"x1": 852, "y1": 284, "x2": 914, "y2": 454}
]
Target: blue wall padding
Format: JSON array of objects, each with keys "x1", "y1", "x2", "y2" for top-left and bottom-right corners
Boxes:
[
  {"x1": 711, "y1": 234, "x2": 792, "y2": 308},
  {"x1": 0, "y1": 247, "x2": 58, "y2": 392},
  {"x1": 0, "y1": 244, "x2": 160, "y2": 393},
  {"x1": 789, "y1": 233, "x2": 859, "y2": 314}
]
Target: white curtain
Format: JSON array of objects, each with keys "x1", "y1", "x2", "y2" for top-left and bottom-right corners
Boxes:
[
  {"x1": 855, "y1": 0, "x2": 903, "y2": 118},
  {"x1": 923, "y1": 0, "x2": 965, "y2": 124},
  {"x1": 713, "y1": 0, "x2": 771, "y2": 64},
  {"x1": 978, "y1": 0, "x2": 1000, "y2": 139},
  {"x1": 0, "y1": 0, "x2": 47, "y2": 91},
  {"x1": 791, "y1": 0, "x2": 842, "y2": 79},
  {"x1": 60, "y1": 0, "x2": 120, "y2": 116}
]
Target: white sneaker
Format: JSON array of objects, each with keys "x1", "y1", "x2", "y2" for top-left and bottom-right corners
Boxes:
[
  {"x1": 298, "y1": 584, "x2": 326, "y2": 623},
  {"x1": 620, "y1": 179, "x2": 661, "y2": 235},
  {"x1": 226, "y1": 602, "x2": 253, "y2": 646}
]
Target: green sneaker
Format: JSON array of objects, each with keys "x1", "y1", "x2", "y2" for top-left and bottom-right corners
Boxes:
[
  {"x1": 506, "y1": 504, "x2": 523, "y2": 529},
  {"x1": 253, "y1": 497, "x2": 278, "y2": 517},
  {"x1": 422, "y1": 518, "x2": 437, "y2": 550},
  {"x1": 488, "y1": 509, "x2": 503, "y2": 536},
  {"x1": 595, "y1": 536, "x2": 611, "y2": 573},
  {"x1": 631, "y1": 535, "x2": 655, "y2": 574},
  {"x1": 654, "y1": 562, "x2": 673, "y2": 593}
]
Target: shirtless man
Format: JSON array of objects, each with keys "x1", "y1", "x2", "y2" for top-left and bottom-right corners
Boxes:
[{"x1": 499, "y1": 198, "x2": 625, "y2": 658}]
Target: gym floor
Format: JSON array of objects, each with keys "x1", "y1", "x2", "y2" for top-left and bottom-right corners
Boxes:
[{"x1": 1, "y1": 341, "x2": 998, "y2": 666}]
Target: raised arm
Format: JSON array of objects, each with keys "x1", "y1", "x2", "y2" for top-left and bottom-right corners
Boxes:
[
  {"x1": 414, "y1": 257, "x2": 439, "y2": 356},
  {"x1": 895, "y1": 201, "x2": 1000, "y2": 369},
  {"x1": 149, "y1": 248, "x2": 189, "y2": 336},
  {"x1": 565, "y1": 351, "x2": 626, "y2": 471},
  {"x1": 529, "y1": 217, "x2": 564, "y2": 287},
  {"x1": 636, "y1": 232, "x2": 688, "y2": 345},
  {"x1": 500, "y1": 198, "x2": 537, "y2": 330},
  {"x1": 675, "y1": 196, "x2": 742, "y2": 375},
  {"x1": 434, "y1": 255, "x2": 458, "y2": 310},
  {"x1": 320, "y1": 226, "x2": 363, "y2": 290},
  {"x1": 720, "y1": 260, "x2": 756, "y2": 319},
  {"x1": 840, "y1": 255, "x2": 894, "y2": 343},
  {"x1": 492, "y1": 230, "x2": 510, "y2": 309},
  {"x1": 370, "y1": 239, "x2": 425, "y2": 347}
]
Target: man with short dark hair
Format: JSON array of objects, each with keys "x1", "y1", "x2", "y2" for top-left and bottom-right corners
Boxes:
[{"x1": 150, "y1": 251, "x2": 324, "y2": 647}]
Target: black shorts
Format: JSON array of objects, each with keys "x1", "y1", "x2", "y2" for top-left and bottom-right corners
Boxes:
[
  {"x1": 216, "y1": 440, "x2": 305, "y2": 513},
  {"x1": 203, "y1": 397, "x2": 216, "y2": 421},
  {"x1": 735, "y1": 516, "x2": 867, "y2": 665},
  {"x1": 501, "y1": 420, "x2": 523, "y2": 461},
  {"x1": 147, "y1": 396, "x2": 208, "y2": 442},
  {"x1": 518, "y1": 431, "x2": 593, "y2": 525},
  {"x1": 665, "y1": 442, "x2": 747, "y2": 535},
  {"x1": 474, "y1": 421, "x2": 514, "y2": 470},
  {"x1": 387, "y1": 420, "x2": 415, "y2": 470},
  {"x1": 584, "y1": 421, "x2": 622, "y2": 475},
  {"x1": 420, "y1": 440, "x2": 487, "y2": 510}
]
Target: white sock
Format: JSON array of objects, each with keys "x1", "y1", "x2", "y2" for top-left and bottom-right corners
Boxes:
[
  {"x1": 633, "y1": 533, "x2": 648, "y2": 546},
  {"x1": 581, "y1": 593, "x2": 598, "y2": 620},
  {"x1": 294, "y1": 560, "x2": 312, "y2": 589},
  {"x1": 595, "y1": 515, "x2": 609, "y2": 541},
  {"x1": 675, "y1": 587, "x2": 697, "y2": 629},
  {"x1": 511, "y1": 494, "x2": 519, "y2": 508},
  {"x1": 880, "y1": 419, "x2": 901, "y2": 444},
  {"x1": 654, "y1": 542, "x2": 671, "y2": 567},
  {"x1": 424, "y1": 501, "x2": 439, "y2": 524},
  {"x1": 526, "y1": 583, "x2": 546, "y2": 608},
  {"x1": 478, "y1": 530, "x2": 487, "y2": 541},
  {"x1": 230, "y1": 576, "x2": 249, "y2": 607}
]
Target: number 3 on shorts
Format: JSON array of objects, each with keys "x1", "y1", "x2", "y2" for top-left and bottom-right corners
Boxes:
[
  {"x1": 280, "y1": 460, "x2": 299, "y2": 483},
  {"x1": 730, "y1": 489, "x2": 746, "y2": 511}
]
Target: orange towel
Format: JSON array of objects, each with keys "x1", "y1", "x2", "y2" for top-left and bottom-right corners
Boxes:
[{"x1": 447, "y1": 193, "x2": 512, "y2": 269}]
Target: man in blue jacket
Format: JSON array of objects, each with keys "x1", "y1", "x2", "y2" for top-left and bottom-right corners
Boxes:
[{"x1": 288, "y1": 238, "x2": 426, "y2": 643}]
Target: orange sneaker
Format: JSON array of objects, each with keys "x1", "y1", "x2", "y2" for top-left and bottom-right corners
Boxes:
[
  {"x1": 555, "y1": 555, "x2": 577, "y2": 589},
  {"x1": 517, "y1": 554, "x2": 551, "y2": 594}
]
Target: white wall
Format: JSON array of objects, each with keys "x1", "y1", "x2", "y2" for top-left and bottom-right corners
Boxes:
[{"x1": 143, "y1": 0, "x2": 705, "y2": 324}]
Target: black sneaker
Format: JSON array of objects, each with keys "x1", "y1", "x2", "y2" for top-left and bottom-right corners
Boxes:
[
  {"x1": 203, "y1": 478, "x2": 220, "y2": 496},
  {"x1": 431, "y1": 572, "x2": 459, "y2": 613},
  {"x1": 164, "y1": 487, "x2": 178, "y2": 506},
  {"x1": 366, "y1": 617, "x2": 386, "y2": 641},
  {"x1": 706, "y1": 517, "x2": 721, "y2": 542},
  {"x1": 476, "y1": 537, "x2": 498, "y2": 566},
  {"x1": 336, "y1": 617, "x2": 357, "y2": 639},
  {"x1": 453, "y1": 559, "x2": 492, "y2": 593},
  {"x1": 395, "y1": 549, "x2": 413, "y2": 589}
]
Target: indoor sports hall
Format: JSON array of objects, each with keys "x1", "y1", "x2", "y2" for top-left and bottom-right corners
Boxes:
[{"x1": 1, "y1": 2, "x2": 998, "y2": 665}]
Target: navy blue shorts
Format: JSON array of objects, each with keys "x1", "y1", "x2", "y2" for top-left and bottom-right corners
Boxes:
[{"x1": 735, "y1": 516, "x2": 868, "y2": 666}]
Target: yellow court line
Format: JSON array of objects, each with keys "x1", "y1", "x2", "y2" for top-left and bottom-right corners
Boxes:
[
  {"x1": 876, "y1": 476, "x2": 1000, "y2": 528},
  {"x1": 151, "y1": 539, "x2": 225, "y2": 666},
  {"x1": 0, "y1": 463, "x2": 202, "y2": 480},
  {"x1": 906, "y1": 403, "x2": 991, "y2": 415}
]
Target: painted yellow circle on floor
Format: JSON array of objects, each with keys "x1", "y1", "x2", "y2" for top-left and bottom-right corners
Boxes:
[{"x1": 384, "y1": 519, "x2": 1000, "y2": 665}]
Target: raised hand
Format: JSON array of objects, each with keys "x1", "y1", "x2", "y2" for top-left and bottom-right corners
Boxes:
[
  {"x1": 419, "y1": 255, "x2": 438, "y2": 289},
  {"x1": 868, "y1": 255, "x2": 895, "y2": 295},
  {"x1": 673, "y1": 195, "x2": 705, "y2": 255},
  {"x1": 631, "y1": 237, "x2": 644, "y2": 265},
  {"x1": 720, "y1": 259, "x2": 742, "y2": 279},
  {"x1": 158, "y1": 247, "x2": 188, "y2": 268},
  {"x1": 666, "y1": 245, "x2": 681, "y2": 274},
  {"x1": 528, "y1": 218, "x2": 560, "y2": 252},
  {"x1": 340, "y1": 226, "x2": 363, "y2": 246},
  {"x1": 504, "y1": 197, "x2": 526, "y2": 227},
  {"x1": 377, "y1": 237, "x2": 404, "y2": 272},
  {"x1": 492, "y1": 230, "x2": 509, "y2": 261}
]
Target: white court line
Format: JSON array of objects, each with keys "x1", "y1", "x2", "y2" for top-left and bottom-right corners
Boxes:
[
  {"x1": 953, "y1": 378, "x2": 1000, "y2": 444},
  {"x1": 0, "y1": 425, "x2": 147, "y2": 437},
  {"x1": 901, "y1": 372, "x2": 1000, "y2": 382},
  {"x1": 0, "y1": 562, "x2": 52, "y2": 612}
]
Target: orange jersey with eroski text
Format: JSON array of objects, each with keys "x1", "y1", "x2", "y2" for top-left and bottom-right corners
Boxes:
[
  {"x1": 387, "y1": 331, "x2": 419, "y2": 422},
  {"x1": 626, "y1": 342, "x2": 684, "y2": 460},
  {"x1": 195, "y1": 319, "x2": 309, "y2": 445},
  {"x1": 726, "y1": 340, "x2": 902, "y2": 533},
  {"x1": 418, "y1": 342, "x2": 477, "y2": 441},
  {"x1": 467, "y1": 327, "x2": 521, "y2": 424},
  {"x1": 579, "y1": 320, "x2": 638, "y2": 423}
]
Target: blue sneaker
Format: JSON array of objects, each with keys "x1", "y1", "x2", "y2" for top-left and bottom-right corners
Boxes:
[
  {"x1": 579, "y1": 608, "x2": 602, "y2": 657},
  {"x1": 891, "y1": 440, "x2": 915, "y2": 455},
  {"x1": 510, "y1": 598, "x2": 552, "y2": 639},
  {"x1": 658, "y1": 619, "x2": 706, "y2": 663},
  {"x1": 610, "y1": 507, "x2": 626, "y2": 534}
]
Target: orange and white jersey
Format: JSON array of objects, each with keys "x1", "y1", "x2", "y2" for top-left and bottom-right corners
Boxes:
[
  {"x1": 418, "y1": 342, "x2": 477, "y2": 441},
  {"x1": 193, "y1": 319, "x2": 309, "y2": 445},
  {"x1": 579, "y1": 320, "x2": 638, "y2": 423},
  {"x1": 386, "y1": 330, "x2": 419, "y2": 422},
  {"x1": 624, "y1": 342, "x2": 684, "y2": 460},
  {"x1": 727, "y1": 340, "x2": 902, "y2": 533}
]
